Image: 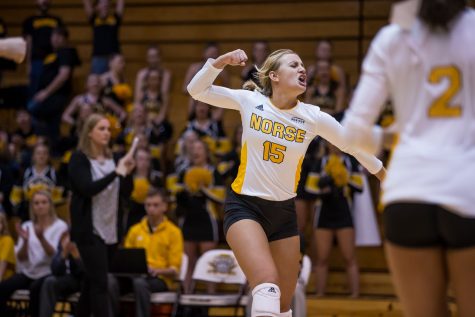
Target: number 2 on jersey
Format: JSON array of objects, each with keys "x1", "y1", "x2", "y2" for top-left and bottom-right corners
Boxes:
[
  {"x1": 428, "y1": 65, "x2": 462, "y2": 118},
  {"x1": 263, "y1": 141, "x2": 286, "y2": 164}
]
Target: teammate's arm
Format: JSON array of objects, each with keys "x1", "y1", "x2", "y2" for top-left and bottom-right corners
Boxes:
[{"x1": 341, "y1": 31, "x2": 390, "y2": 154}]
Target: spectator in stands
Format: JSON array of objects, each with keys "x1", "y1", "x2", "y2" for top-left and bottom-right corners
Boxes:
[
  {"x1": 124, "y1": 188, "x2": 184, "y2": 317},
  {"x1": 116, "y1": 105, "x2": 172, "y2": 174},
  {"x1": 134, "y1": 45, "x2": 172, "y2": 112},
  {"x1": 10, "y1": 110, "x2": 37, "y2": 169},
  {"x1": 0, "y1": 190, "x2": 68, "y2": 317},
  {"x1": 39, "y1": 230, "x2": 120, "y2": 317},
  {"x1": 0, "y1": 212, "x2": 15, "y2": 282},
  {"x1": 10, "y1": 143, "x2": 63, "y2": 222},
  {"x1": 101, "y1": 53, "x2": 131, "y2": 108},
  {"x1": 305, "y1": 59, "x2": 345, "y2": 119},
  {"x1": 27, "y1": 26, "x2": 81, "y2": 146},
  {"x1": 127, "y1": 147, "x2": 163, "y2": 231},
  {"x1": 136, "y1": 67, "x2": 174, "y2": 166},
  {"x1": 307, "y1": 40, "x2": 347, "y2": 108},
  {"x1": 217, "y1": 125, "x2": 242, "y2": 184},
  {"x1": 294, "y1": 137, "x2": 323, "y2": 240},
  {"x1": 68, "y1": 113, "x2": 134, "y2": 317},
  {"x1": 174, "y1": 129, "x2": 199, "y2": 176},
  {"x1": 59, "y1": 74, "x2": 125, "y2": 154},
  {"x1": 39, "y1": 230, "x2": 82, "y2": 317},
  {"x1": 137, "y1": 68, "x2": 170, "y2": 125},
  {"x1": 241, "y1": 40, "x2": 270, "y2": 86},
  {"x1": 190, "y1": 100, "x2": 233, "y2": 158},
  {"x1": 186, "y1": 100, "x2": 226, "y2": 139},
  {"x1": 22, "y1": 0, "x2": 64, "y2": 97},
  {"x1": 62, "y1": 73, "x2": 126, "y2": 127},
  {"x1": 115, "y1": 105, "x2": 147, "y2": 153},
  {"x1": 83, "y1": 0, "x2": 125, "y2": 74},
  {"x1": 176, "y1": 139, "x2": 224, "y2": 293},
  {"x1": 311, "y1": 143, "x2": 363, "y2": 297},
  {"x1": 183, "y1": 42, "x2": 229, "y2": 121},
  {"x1": 0, "y1": 140, "x2": 14, "y2": 217}
]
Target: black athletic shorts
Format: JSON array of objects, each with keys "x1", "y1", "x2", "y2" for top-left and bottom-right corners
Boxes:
[
  {"x1": 384, "y1": 202, "x2": 475, "y2": 249},
  {"x1": 223, "y1": 189, "x2": 298, "y2": 242}
]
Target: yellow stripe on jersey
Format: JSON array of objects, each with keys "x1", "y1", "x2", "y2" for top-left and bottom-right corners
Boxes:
[
  {"x1": 231, "y1": 142, "x2": 248, "y2": 194},
  {"x1": 294, "y1": 156, "x2": 304, "y2": 192}
]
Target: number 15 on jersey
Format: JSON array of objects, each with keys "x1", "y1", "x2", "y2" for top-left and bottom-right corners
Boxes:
[{"x1": 263, "y1": 141, "x2": 286, "y2": 164}]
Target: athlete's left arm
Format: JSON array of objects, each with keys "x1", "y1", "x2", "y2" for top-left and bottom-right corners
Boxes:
[
  {"x1": 317, "y1": 112, "x2": 384, "y2": 176},
  {"x1": 341, "y1": 28, "x2": 392, "y2": 155}
]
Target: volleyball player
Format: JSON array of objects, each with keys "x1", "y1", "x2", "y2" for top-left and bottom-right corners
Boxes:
[
  {"x1": 187, "y1": 48, "x2": 385, "y2": 316},
  {"x1": 342, "y1": 1, "x2": 475, "y2": 316}
]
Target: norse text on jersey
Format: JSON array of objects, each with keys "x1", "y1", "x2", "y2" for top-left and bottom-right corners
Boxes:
[{"x1": 250, "y1": 113, "x2": 306, "y2": 143}]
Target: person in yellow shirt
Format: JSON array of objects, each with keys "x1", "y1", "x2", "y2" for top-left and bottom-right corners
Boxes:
[
  {"x1": 0, "y1": 212, "x2": 15, "y2": 281},
  {"x1": 124, "y1": 188, "x2": 184, "y2": 317}
]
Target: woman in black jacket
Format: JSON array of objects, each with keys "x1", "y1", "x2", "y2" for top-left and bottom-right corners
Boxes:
[{"x1": 68, "y1": 113, "x2": 134, "y2": 317}]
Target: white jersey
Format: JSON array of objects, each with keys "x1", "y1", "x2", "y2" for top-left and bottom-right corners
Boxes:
[
  {"x1": 343, "y1": 8, "x2": 475, "y2": 217},
  {"x1": 188, "y1": 60, "x2": 382, "y2": 201}
]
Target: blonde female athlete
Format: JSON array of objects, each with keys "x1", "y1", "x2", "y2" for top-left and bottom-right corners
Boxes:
[
  {"x1": 342, "y1": 0, "x2": 475, "y2": 316},
  {"x1": 187, "y1": 48, "x2": 385, "y2": 317}
]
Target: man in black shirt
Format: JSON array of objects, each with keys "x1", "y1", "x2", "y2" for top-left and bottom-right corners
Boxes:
[
  {"x1": 22, "y1": 0, "x2": 64, "y2": 97},
  {"x1": 27, "y1": 26, "x2": 80, "y2": 147},
  {"x1": 83, "y1": 0, "x2": 125, "y2": 74}
]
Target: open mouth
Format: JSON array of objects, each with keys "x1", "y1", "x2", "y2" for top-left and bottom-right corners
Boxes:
[{"x1": 298, "y1": 74, "x2": 307, "y2": 87}]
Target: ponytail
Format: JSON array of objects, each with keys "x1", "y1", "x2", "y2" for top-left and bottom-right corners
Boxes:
[{"x1": 243, "y1": 80, "x2": 262, "y2": 93}]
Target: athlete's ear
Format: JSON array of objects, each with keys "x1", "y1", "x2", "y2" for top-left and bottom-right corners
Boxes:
[{"x1": 269, "y1": 71, "x2": 279, "y2": 82}]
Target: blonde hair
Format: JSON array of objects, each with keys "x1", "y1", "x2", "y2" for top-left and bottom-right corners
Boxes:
[
  {"x1": 0, "y1": 212, "x2": 10, "y2": 236},
  {"x1": 243, "y1": 49, "x2": 296, "y2": 97},
  {"x1": 78, "y1": 113, "x2": 112, "y2": 158},
  {"x1": 29, "y1": 190, "x2": 57, "y2": 224}
]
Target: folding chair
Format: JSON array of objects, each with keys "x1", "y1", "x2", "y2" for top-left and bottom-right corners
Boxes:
[
  {"x1": 7, "y1": 289, "x2": 30, "y2": 317},
  {"x1": 151, "y1": 253, "x2": 189, "y2": 317},
  {"x1": 120, "y1": 253, "x2": 189, "y2": 317},
  {"x1": 176, "y1": 249, "x2": 247, "y2": 317},
  {"x1": 8, "y1": 289, "x2": 79, "y2": 317}
]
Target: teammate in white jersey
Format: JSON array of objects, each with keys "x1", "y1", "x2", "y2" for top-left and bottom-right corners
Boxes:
[
  {"x1": 188, "y1": 48, "x2": 384, "y2": 317},
  {"x1": 342, "y1": 0, "x2": 475, "y2": 316}
]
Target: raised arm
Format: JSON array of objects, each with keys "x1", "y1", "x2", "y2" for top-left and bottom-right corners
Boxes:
[{"x1": 186, "y1": 49, "x2": 248, "y2": 111}]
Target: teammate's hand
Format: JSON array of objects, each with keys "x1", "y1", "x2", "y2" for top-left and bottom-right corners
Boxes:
[{"x1": 213, "y1": 49, "x2": 248, "y2": 68}]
